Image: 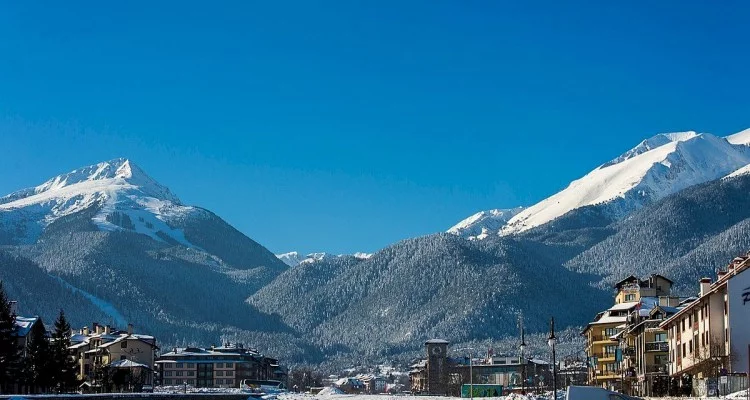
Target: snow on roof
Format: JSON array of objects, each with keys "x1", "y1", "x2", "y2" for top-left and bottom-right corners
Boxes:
[
  {"x1": 589, "y1": 315, "x2": 627, "y2": 325},
  {"x1": 108, "y1": 359, "x2": 150, "y2": 369},
  {"x1": 425, "y1": 339, "x2": 449, "y2": 344},
  {"x1": 14, "y1": 316, "x2": 40, "y2": 337},
  {"x1": 608, "y1": 302, "x2": 639, "y2": 311}
]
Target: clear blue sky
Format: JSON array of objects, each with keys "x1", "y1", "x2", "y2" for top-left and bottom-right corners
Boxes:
[{"x1": 1, "y1": 1, "x2": 749, "y2": 254}]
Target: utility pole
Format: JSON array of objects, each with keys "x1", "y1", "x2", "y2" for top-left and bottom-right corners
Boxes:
[
  {"x1": 548, "y1": 317, "x2": 557, "y2": 400},
  {"x1": 520, "y1": 314, "x2": 527, "y2": 395}
]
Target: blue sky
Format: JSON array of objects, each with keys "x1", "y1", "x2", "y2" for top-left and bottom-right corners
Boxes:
[{"x1": 1, "y1": 1, "x2": 749, "y2": 254}]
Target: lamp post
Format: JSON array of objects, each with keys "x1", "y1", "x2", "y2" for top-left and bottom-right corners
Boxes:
[
  {"x1": 520, "y1": 326, "x2": 527, "y2": 395},
  {"x1": 548, "y1": 317, "x2": 557, "y2": 400},
  {"x1": 455, "y1": 347, "x2": 474, "y2": 399}
]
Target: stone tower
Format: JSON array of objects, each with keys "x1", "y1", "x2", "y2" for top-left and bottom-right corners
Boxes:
[{"x1": 425, "y1": 339, "x2": 449, "y2": 395}]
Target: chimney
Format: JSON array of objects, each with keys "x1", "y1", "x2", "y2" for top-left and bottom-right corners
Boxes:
[
  {"x1": 717, "y1": 270, "x2": 727, "y2": 280},
  {"x1": 9, "y1": 301, "x2": 17, "y2": 316},
  {"x1": 127, "y1": 323, "x2": 133, "y2": 335},
  {"x1": 83, "y1": 326, "x2": 90, "y2": 335},
  {"x1": 700, "y1": 278, "x2": 712, "y2": 297},
  {"x1": 93, "y1": 322, "x2": 101, "y2": 334},
  {"x1": 104, "y1": 325, "x2": 111, "y2": 335}
]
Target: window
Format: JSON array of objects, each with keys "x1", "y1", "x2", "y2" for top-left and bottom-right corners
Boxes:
[
  {"x1": 625, "y1": 294, "x2": 636, "y2": 302},
  {"x1": 121, "y1": 341, "x2": 128, "y2": 349},
  {"x1": 176, "y1": 371, "x2": 183, "y2": 377},
  {"x1": 655, "y1": 333, "x2": 667, "y2": 342},
  {"x1": 187, "y1": 379, "x2": 195, "y2": 385},
  {"x1": 164, "y1": 379, "x2": 172, "y2": 385},
  {"x1": 226, "y1": 362, "x2": 234, "y2": 368},
  {"x1": 176, "y1": 363, "x2": 184, "y2": 368},
  {"x1": 226, "y1": 371, "x2": 233, "y2": 377},
  {"x1": 226, "y1": 379, "x2": 234, "y2": 385},
  {"x1": 682, "y1": 343, "x2": 686, "y2": 358},
  {"x1": 188, "y1": 371, "x2": 195, "y2": 376},
  {"x1": 187, "y1": 363, "x2": 195, "y2": 368},
  {"x1": 216, "y1": 370, "x2": 224, "y2": 376},
  {"x1": 688, "y1": 314, "x2": 692, "y2": 325},
  {"x1": 681, "y1": 320, "x2": 685, "y2": 332},
  {"x1": 605, "y1": 328, "x2": 618, "y2": 337},
  {"x1": 165, "y1": 371, "x2": 173, "y2": 377},
  {"x1": 216, "y1": 379, "x2": 224, "y2": 385},
  {"x1": 605, "y1": 363, "x2": 616, "y2": 372}
]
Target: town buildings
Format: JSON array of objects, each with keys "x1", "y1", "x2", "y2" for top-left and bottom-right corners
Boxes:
[
  {"x1": 660, "y1": 253, "x2": 750, "y2": 395},
  {"x1": 583, "y1": 274, "x2": 683, "y2": 395},
  {"x1": 69, "y1": 322, "x2": 159, "y2": 390},
  {"x1": 409, "y1": 339, "x2": 552, "y2": 396},
  {"x1": 156, "y1": 343, "x2": 285, "y2": 389}
]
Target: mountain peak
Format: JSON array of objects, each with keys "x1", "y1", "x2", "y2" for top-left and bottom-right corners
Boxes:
[{"x1": 0, "y1": 158, "x2": 179, "y2": 207}]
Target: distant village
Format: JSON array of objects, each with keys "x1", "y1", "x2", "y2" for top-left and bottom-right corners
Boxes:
[{"x1": 0, "y1": 252, "x2": 748, "y2": 398}]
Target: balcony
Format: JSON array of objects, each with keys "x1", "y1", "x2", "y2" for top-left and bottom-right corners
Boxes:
[
  {"x1": 590, "y1": 335, "x2": 617, "y2": 343},
  {"x1": 623, "y1": 347, "x2": 636, "y2": 357},
  {"x1": 646, "y1": 365, "x2": 668, "y2": 374},
  {"x1": 645, "y1": 342, "x2": 669, "y2": 352}
]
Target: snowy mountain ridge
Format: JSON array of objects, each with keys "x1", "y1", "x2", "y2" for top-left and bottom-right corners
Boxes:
[
  {"x1": 447, "y1": 207, "x2": 524, "y2": 239},
  {"x1": 276, "y1": 251, "x2": 373, "y2": 267},
  {"x1": 450, "y1": 129, "x2": 750, "y2": 238},
  {"x1": 0, "y1": 158, "x2": 196, "y2": 246}
]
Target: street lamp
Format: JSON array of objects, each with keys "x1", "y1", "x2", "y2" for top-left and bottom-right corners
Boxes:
[
  {"x1": 520, "y1": 326, "x2": 527, "y2": 395},
  {"x1": 548, "y1": 317, "x2": 557, "y2": 400},
  {"x1": 455, "y1": 347, "x2": 474, "y2": 399}
]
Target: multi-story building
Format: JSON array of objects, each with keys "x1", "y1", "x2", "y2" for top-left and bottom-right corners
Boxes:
[
  {"x1": 619, "y1": 301, "x2": 683, "y2": 396},
  {"x1": 583, "y1": 274, "x2": 679, "y2": 392},
  {"x1": 156, "y1": 344, "x2": 284, "y2": 388},
  {"x1": 69, "y1": 322, "x2": 158, "y2": 388},
  {"x1": 660, "y1": 253, "x2": 750, "y2": 394}
]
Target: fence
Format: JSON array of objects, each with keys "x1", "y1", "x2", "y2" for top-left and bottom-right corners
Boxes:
[{"x1": 693, "y1": 375, "x2": 748, "y2": 397}]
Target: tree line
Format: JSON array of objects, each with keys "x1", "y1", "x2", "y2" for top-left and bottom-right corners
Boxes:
[{"x1": 0, "y1": 281, "x2": 79, "y2": 394}]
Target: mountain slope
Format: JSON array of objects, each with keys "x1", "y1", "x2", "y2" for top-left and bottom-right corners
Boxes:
[
  {"x1": 564, "y1": 170, "x2": 750, "y2": 291},
  {"x1": 501, "y1": 133, "x2": 750, "y2": 235},
  {"x1": 251, "y1": 234, "x2": 611, "y2": 356},
  {"x1": 0, "y1": 159, "x2": 298, "y2": 357},
  {"x1": 447, "y1": 207, "x2": 524, "y2": 239}
]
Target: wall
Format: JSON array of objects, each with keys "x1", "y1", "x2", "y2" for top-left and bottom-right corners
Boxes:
[{"x1": 728, "y1": 267, "x2": 750, "y2": 373}]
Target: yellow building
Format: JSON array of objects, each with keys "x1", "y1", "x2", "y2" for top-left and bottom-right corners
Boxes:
[
  {"x1": 69, "y1": 322, "x2": 158, "y2": 389},
  {"x1": 583, "y1": 274, "x2": 676, "y2": 392}
]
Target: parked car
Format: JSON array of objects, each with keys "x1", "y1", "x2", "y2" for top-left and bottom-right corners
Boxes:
[{"x1": 566, "y1": 386, "x2": 642, "y2": 400}]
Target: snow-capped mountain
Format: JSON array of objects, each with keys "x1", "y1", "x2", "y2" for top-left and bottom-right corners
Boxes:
[
  {"x1": 501, "y1": 132, "x2": 750, "y2": 235},
  {"x1": 447, "y1": 207, "x2": 524, "y2": 239},
  {"x1": 276, "y1": 251, "x2": 373, "y2": 267},
  {"x1": 0, "y1": 158, "x2": 195, "y2": 246},
  {"x1": 449, "y1": 130, "x2": 750, "y2": 237}
]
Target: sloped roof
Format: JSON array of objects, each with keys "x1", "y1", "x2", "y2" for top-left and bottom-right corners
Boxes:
[
  {"x1": 108, "y1": 359, "x2": 151, "y2": 369},
  {"x1": 14, "y1": 316, "x2": 41, "y2": 338}
]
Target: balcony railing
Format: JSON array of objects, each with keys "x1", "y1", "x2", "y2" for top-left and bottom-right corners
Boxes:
[
  {"x1": 646, "y1": 365, "x2": 668, "y2": 374},
  {"x1": 590, "y1": 335, "x2": 616, "y2": 342},
  {"x1": 645, "y1": 342, "x2": 669, "y2": 352},
  {"x1": 623, "y1": 347, "x2": 636, "y2": 357}
]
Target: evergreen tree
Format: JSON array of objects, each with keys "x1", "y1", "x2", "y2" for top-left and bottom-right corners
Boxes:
[
  {"x1": 23, "y1": 320, "x2": 52, "y2": 393},
  {"x1": 50, "y1": 310, "x2": 79, "y2": 393},
  {"x1": 0, "y1": 281, "x2": 22, "y2": 394}
]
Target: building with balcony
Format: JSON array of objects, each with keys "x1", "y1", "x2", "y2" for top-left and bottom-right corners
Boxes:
[
  {"x1": 583, "y1": 274, "x2": 680, "y2": 392},
  {"x1": 69, "y1": 322, "x2": 158, "y2": 391},
  {"x1": 156, "y1": 343, "x2": 285, "y2": 388},
  {"x1": 659, "y1": 253, "x2": 750, "y2": 394}
]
